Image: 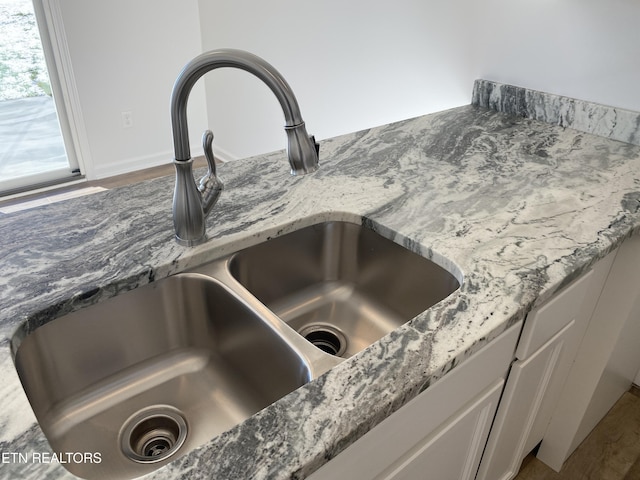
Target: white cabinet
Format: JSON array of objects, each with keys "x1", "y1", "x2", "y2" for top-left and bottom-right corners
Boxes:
[
  {"x1": 308, "y1": 321, "x2": 521, "y2": 480},
  {"x1": 379, "y1": 380, "x2": 503, "y2": 480},
  {"x1": 476, "y1": 322, "x2": 575, "y2": 480},
  {"x1": 537, "y1": 236, "x2": 640, "y2": 471},
  {"x1": 476, "y1": 266, "x2": 598, "y2": 480}
]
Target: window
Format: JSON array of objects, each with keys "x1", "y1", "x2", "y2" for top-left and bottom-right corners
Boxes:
[{"x1": 0, "y1": 0, "x2": 82, "y2": 196}]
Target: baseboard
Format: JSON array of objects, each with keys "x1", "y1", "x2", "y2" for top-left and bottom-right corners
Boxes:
[
  {"x1": 89, "y1": 142, "x2": 241, "y2": 180},
  {"x1": 213, "y1": 144, "x2": 239, "y2": 163},
  {"x1": 91, "y1": 145, "x2": 207, "y2": 180}
]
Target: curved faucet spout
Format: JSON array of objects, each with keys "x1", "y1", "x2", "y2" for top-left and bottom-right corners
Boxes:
[
  {"x1": 170, "y1": 49, "x2": 320, "y2": 246},
  {"x1": 171, "y1": 49, "x2": 319, "y2": 171}
]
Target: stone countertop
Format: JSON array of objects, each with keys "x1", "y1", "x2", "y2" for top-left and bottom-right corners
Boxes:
[{"x1": 1, "y1": 80, "x2": 640, "y2": 479}]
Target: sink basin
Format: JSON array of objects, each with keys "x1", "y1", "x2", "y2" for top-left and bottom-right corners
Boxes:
[
  {"x1": 229, "y1": 221, "x2": 461, "y2": 358},
  {"x1": 14, "y1": 273, "x2": 313, "y2": 480},
  {"x1": 13, "y1": 219, "x2": 460, "y2": 479}
]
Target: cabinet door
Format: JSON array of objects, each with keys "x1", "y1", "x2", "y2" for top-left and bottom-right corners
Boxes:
[
  {"x1": 308, "y1": 322, "x2": 521, "y2": 480},
  {"x1": 515, "y1": 270, "x2": 592, "y2": 360},
  {"x1": 379, "y1": 379, "x2": 503, "y2": 480},
  {"x1": 537, "y1": 241, "x2": 640, "y2": 471},
  {"x1": 476, "y1": 321, "x2": 574, "y2": 480}
]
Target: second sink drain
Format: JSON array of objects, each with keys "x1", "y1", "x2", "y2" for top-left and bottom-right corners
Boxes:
[
  {"x1": 298, "y1": 324, "x2": 347, "y2": 357},
  {"x1": 120, "y1": 406, "x2": 187, "y2": 464}
]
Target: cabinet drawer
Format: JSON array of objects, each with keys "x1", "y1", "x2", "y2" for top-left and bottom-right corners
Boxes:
[{"x1": 516, "y1": 270, "x2": 592, "y2": 360}]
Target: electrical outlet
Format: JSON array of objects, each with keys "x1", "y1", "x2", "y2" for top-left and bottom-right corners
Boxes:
[{"x1": 121, "y1": 111, "x2": 133, "y2": 129}]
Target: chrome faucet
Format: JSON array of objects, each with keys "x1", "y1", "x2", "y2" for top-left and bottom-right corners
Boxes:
[{"x1": 170, "y1": 49, "x2": 320, "y2": 246}]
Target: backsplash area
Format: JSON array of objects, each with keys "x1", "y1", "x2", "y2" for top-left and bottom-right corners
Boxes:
[{"x1": 472, "y1": 79, "x2": 640, "y2": 147}]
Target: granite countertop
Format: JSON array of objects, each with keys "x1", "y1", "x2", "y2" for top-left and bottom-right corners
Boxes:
[{"x1": 2, "y1": 80, "x2": 640, "y2": 479}]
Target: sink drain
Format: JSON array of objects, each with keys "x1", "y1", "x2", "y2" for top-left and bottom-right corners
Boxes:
[
  {"x1": 299, "y1": 324, "x2": 347, "y2": 357},
  {"x1": 120, "y1": 406, "x2": 187, "y2": 464}
]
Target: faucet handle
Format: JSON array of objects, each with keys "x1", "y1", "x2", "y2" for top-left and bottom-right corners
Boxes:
[
  {"x1": 199, "y1": 129, "x2": 224, "y2": 216},
  {"x1": 202, "y1": 129, "x2": 218, "y2": 177}
]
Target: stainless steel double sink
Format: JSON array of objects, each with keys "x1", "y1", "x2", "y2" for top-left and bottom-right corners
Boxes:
[{"x1": 13, "y1": 220, "x2": 460, "y2": 479}]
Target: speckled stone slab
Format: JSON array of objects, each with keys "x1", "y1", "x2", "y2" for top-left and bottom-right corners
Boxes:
[{"x1": 1, "y1": 87, "x2": 640, "y2": 479}]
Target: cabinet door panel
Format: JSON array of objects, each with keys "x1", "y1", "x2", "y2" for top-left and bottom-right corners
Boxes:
[
  {"x1": 379, "y1": 379, "x2": 503, "y2": 480},
  {"x1": 537, "y1": 241, "x2": 640, "y2": 471},
  {"x1": 476, "y1": 321, "x2": 574, "y2": 480},
  {"x1": 516, "y1": 271, "x2": 591, "y2": 360}
]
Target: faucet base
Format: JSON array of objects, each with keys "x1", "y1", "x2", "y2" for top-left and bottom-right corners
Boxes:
[
  {"x1": 175, "y1": 234, "x2": 208, "y2": 247},
  {"x1": 173, "y1": 159, "x2": 208, "y2": 246}
]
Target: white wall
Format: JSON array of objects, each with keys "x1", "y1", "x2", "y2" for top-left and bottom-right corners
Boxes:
[
  {"x1": 58, "y1": 0, "x2": 208, "y2": 179},
  {"x1": 197, "y1": 0, "x2": 477, "y2": 160},
  {"x1": 57, "y1": 0, "x2": 640, "y2": 175},
  {"x1": 197, "y1": 0, "x2": 640, "y2": 161},
  {"x1": 472, "y1": 0, "x2": 640, "y2": 113}
]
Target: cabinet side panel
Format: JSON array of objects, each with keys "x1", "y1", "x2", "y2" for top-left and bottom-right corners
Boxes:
[{"x1": 572, "y1": 281, "x2": 640, "y2": 452}]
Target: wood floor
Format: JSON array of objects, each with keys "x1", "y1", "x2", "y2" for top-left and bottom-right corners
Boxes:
[
  {"x1": 515, "y1": 386, "x2": 640, "y2": 480},
  {"x1": 0, "y1": 157, "x2": 207, "y2": 209}
]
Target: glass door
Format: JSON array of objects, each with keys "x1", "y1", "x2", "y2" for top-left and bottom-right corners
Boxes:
[{"x1": 0, "y1": 0, "x2": 80, "y2": 196}]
